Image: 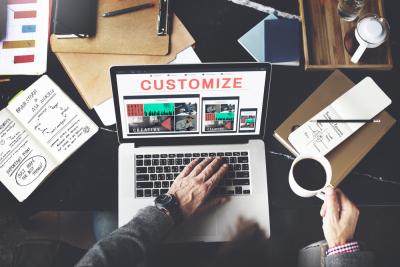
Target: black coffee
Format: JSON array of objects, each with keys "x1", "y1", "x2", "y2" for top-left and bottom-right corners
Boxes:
[{"x1": 292, "y1": 159, "x2": 326, "y2": 191}]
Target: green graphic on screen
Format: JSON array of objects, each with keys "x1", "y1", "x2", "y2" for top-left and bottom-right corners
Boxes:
[
  {"x1": 216, "y1": 112, "x2": 234, "y2": 121},
  {"x1": 144, "y1": 103, "x2": 174, "y2": 116}
]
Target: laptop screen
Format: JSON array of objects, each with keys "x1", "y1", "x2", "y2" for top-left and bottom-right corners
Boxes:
[{"x1": 111, "y1": 63, "x2": 271, "y2": 142}]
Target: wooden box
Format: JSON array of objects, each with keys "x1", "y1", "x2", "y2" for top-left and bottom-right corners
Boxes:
[{"x1": 299, "y1": 0, "x2": 393, "y2": 70}]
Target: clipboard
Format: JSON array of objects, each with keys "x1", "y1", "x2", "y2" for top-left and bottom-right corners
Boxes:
[
  {"x1": 54, "y1": 16, "x2": 195, "y2": 109},
  {"x1": 50, "y1": 0, "x2": 169, "y2": 55}
]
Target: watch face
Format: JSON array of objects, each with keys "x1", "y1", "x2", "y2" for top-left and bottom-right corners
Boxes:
[{"x1": 156, "y1": 194, "x2": 172, "y2": 205}]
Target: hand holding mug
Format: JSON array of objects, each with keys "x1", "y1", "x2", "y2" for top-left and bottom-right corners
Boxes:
[{"x1": 320, "y1": 188, "x2": 360, "y2": 248}]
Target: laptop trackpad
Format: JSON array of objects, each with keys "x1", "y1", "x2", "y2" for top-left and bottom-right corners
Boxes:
[{"x1": 166, "y1": 210, "x2": 218, "y2": 242}]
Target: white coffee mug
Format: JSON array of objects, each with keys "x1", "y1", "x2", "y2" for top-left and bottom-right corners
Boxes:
[
  {"x1": 351, "y1": 14, "x2": 390, "y2": 63},
  {"x1": 289, "y1": 154, "x2": 332, "y2": 200}
]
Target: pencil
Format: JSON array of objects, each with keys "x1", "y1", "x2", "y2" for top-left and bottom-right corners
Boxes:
[
  {"x1": 0, "y1": 78, "x2": 11, "y2": 83},
  {"x1": 102, "y1": 3, "x2": 154, "y2": 17},
  {"x1": 311, "y1": 119, "x2": 381, "y2": 123}
]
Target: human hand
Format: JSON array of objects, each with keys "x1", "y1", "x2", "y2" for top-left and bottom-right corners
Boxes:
[
  {"x1": 168, "y1": 157, "x2": 229, "y2": 218},
  {"x1": 320, "y1": 187, "x2": 359, "y2": 248}
]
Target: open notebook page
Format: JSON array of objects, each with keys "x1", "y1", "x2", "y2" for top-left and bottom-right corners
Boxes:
[
  {"x1": 0, "y1": 109, "x2": 57, "y2": 202},
  {"x1": 7, "y1": 75, "x2": 98, "y2": 163},
  {"x1": 288, "y1": 77, "x2": 392, "y2": 155}
]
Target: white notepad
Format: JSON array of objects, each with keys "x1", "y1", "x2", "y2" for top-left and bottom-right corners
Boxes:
[{"x1": 288, "y1": 77, "x2": 392, "y2": 155}]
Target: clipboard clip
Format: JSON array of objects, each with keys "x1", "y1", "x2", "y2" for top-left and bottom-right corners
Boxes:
[{"x1": 157, "y1": 0, "x2": 171, "y2": 36}]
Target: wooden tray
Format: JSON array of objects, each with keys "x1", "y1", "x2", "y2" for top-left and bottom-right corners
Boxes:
[{"x1": 299, "y1": 0, "x2": 393, "y2": 70}]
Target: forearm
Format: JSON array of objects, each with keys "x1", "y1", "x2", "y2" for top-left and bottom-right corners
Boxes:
[{"x1": 75, "y1": 206, "x2": 174, "y2": 267}]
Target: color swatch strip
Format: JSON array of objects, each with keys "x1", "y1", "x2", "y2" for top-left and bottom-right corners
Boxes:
[
  {"x1": 14, "y1": 10, "x2": 37, "y2": 19},
  {"x1": 8, "y1": 0, "x2": 37, "y2": 4},
  {"x1": 22, "y1": 25, "x2": 36, "y2": 33},
  {"x1": 3, "y1": 40, "x2": 35, "y2": 49},
  {"x1": 14, "y1": 55, "x2": 35, "y2": 63}
]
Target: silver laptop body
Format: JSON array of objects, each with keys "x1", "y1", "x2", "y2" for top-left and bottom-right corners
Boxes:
[{"x1": 111, "y1": 63, "x2": 272, "y2": 242}]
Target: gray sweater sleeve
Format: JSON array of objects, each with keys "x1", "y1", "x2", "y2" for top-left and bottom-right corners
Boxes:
[
  {"x1": 75, "y1": 206, "x2": 174, "y2": 267},
  {"x1": 298, "y1": 241, "x2": 374, "y2": 267},
  {"x1": 326, "y1": 251, "x2": 374, "y2": 267}
]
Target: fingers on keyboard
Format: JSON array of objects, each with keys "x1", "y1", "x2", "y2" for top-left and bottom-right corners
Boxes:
[{"x1": 135, "y1": 153, "x2": 251, "y2": 198}]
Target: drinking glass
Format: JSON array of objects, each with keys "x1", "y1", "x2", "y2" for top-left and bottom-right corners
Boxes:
[{"x1": 337, "y1": 0, "x2": 366, "y2": 21}]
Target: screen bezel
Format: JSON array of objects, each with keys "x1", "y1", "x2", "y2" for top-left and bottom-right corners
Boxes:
[{"x1": 110, "y1": 63, "x2": 272, "y2": 146}]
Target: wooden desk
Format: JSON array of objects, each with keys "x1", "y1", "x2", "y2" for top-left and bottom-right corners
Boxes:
[{"x1": 299, "y1": 0, "x2": 392, "y2": 70}]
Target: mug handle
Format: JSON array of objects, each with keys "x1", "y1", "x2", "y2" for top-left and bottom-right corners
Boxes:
[
  {"x1": 316, "y1": 184, "x2": 334, "y2": 201},
  {"x1": 351, "y1": 43, "x2": 367, "y2": 63}
]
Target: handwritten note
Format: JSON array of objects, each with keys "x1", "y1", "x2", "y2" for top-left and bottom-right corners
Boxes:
[
  {"x1": 8, "y1": 75, "x2": 98, "y2": 163},
  {"x1": 288, "y1": 106, "x2": 354, "y2": 155},
  {"x1": 0, "y1": 109, "x2": 57, "y2": 202},
  {"x1": 0, "y1": 75, "x2": 97, "y2": 202}
]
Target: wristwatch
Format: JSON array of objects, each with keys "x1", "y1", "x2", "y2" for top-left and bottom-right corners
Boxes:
[{"x1": 154, "y1": 193, "x2": 183, "y2": 224}]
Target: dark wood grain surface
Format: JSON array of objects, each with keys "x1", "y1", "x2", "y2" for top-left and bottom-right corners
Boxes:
[{"x1": 300, "y1": 0, "x2": 392, "y2": 69}]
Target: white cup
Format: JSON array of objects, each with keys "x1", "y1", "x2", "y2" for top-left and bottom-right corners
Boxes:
[
  {"x1": 289, "y1": 154, "x2": 332, "y2": 200},
  {"x1": 351, "y1": 14, "x2": 390, "y2": 64}
]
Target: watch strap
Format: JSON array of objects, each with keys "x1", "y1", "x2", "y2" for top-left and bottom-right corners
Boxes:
[{"x1": 155, "y1": 194, "x2": 183, "y2": 224}]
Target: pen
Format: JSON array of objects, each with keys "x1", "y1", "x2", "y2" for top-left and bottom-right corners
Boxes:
[
  {"x1": 102, "y1": 3, "x2": 154, "y2": 17},
  {"x1": 311, "y1": 119, "x2": 381, "y2": 123}
]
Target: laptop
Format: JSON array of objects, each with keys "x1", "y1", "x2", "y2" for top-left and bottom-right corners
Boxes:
[{"x1": 111, "y1": 63, "x2": 271, "y2": 242}]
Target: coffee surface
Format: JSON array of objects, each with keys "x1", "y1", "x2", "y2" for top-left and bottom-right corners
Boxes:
[{"x1": 293, "y1": 159, "x2": 327, "y2": 191}]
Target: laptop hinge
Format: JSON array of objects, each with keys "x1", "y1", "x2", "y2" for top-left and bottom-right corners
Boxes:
[{"x1": 132, "y1": 137, "x2": 253, "y2": 148}]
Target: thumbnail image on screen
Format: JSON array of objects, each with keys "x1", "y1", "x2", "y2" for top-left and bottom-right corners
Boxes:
[
  {"x1": 202, "y1": 97, "x2": 239, "y2": 133},
  {"x1": 124, "y1": 95, "x2": 199, "y2": 135},
  {"x1": 239, "y1": 109, "x2": 257, "y2": 132},
  {"x1": 175, "y1": 102, "x2": 198, "y2": 131}
]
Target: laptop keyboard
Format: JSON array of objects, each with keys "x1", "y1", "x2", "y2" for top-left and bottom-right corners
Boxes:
[{"x1": 135, "y1": 152, "x2": 251, "y2": 198}]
